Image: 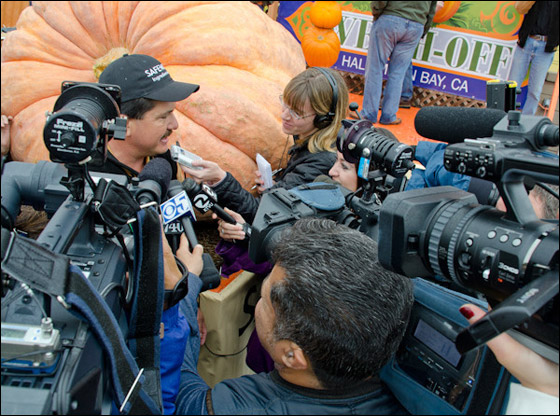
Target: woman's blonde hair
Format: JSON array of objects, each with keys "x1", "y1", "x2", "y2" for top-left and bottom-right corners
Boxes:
[{"x1": 283, "y1": 67, "x2": 349, "y2": 153}]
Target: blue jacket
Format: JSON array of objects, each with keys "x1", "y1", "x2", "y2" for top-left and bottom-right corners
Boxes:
[{"x1": 405, "y1": 141, "x2": 471, "y2": 192}]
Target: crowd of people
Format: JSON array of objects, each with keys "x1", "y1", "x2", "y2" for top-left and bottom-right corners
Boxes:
[{"x1": 1, "y1": 2, "x2": 559, "y2": 414}]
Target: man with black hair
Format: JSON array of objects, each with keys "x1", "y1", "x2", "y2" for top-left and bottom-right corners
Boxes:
[
  {"x1": 90, "y1": 54, "x2": 199, "y2": 180},
  {"x1": 168, "y1": 217, "x2": 413, "y2": 414}
]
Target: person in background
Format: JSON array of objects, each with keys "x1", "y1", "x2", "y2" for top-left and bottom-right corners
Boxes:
[
  {"x1": 360, "y1": 1, "x2": 438, "y2": 125},
  {"x1": 508, "y1": 1, "x2": 559, "y2": 115},
  {"x1": 170, "y1": 218, "x2": 413, "y2": 414},
  {"x1": 182, "y1": 67, "x2": 348, "y2": 224}
]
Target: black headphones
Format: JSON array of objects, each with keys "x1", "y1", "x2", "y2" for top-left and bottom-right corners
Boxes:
[{"x1": 313, "y1": 67, "x2": 338, "y2": 130}]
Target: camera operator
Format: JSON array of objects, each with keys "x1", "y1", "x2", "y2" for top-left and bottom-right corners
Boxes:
[
  {"x1": 181, "y1": 67, "x2": 349, "y2": 224},
  {"x1": 406, "y1": 140, "x2": 559, "y2": 220},
  {"x1": 89, "y1": 54, "x2": 200, "y2": 181},
  {"x1": 459, "y1": 304, "x2": 559, "y2": 414},
  {"x1": 405, "y1": 140, "x2": 500, "y2": 206},
  {"x1": 162, "y1": 218, "x2": 414, "y2": 414}
]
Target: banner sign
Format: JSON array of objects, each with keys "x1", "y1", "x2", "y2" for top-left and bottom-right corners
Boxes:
[{"x1": 277, "y1": 1, "x2": 526, "y2": 103}]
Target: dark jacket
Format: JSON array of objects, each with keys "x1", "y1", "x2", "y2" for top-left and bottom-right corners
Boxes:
[
  {"x1": 88, "y1": 148, "x2": 179, "y2": 181},
  {"x1": 371, "y1": 1, "x2": 438, "y2": 36},
  {"x1": 517, "y1": 1, "x2": 559, "y2": 53},
  {"x1": 212, "y1": 140, "x2": 336, "y2": 223}
]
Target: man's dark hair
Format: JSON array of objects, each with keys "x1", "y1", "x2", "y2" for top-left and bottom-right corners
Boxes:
[
  {"x1": 270, "y1": 218, "x2": 413, "y2": 390},
  {"x1": 120, "y1": 97, "x2": 157, "y2": 120}
]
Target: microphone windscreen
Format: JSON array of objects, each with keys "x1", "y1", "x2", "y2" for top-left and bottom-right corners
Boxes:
[
  {"x1": 414, "y1": 107, "x2": 506, "y2": 144},
  {"x1": 313, "y1": 175, "x2": 353, "y2": 197},
  {"x1": 138, "y1": 158, "x2": 172, "y2": 197}
]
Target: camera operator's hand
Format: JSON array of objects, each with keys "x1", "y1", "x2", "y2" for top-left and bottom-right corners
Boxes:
[
  {"x1": 181, "y1": 159, "x2": 227, "y2": 187},
  {"x1": 214, "y1": 207, "x2": 247, "y2": 241},
  {"x1": 460, "y1": 303, "x2": 559, "y2": 397}
]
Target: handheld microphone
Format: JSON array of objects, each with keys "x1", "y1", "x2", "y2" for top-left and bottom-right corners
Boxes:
[
  {"x1": 181, "y1": 178, "x2": 253, "y2": 238},
  {"x1": 135, "y1": 158, "x2": 172, "y2": 205},
  {"x1": 166, "y1": 180, "x2": 198, "y2": 249},
  {"x1": 163, "y1": 180, "x2": 221, "y2": 292},
  {"x1": 414, "y1": 107, "x2": 506, "y2": 143},
  {"x1": 181, "y1": 178, "x2": 237, "y2": 224}
]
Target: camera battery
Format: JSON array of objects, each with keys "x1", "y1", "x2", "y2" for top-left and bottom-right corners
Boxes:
[{"x1": 1, "y1": 320, "x2": 61, "y2": 369}]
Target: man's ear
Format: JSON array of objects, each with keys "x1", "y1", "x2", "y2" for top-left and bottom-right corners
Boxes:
[{"x1": 279, "y1": 341, "x2": 307, "y2": 370}]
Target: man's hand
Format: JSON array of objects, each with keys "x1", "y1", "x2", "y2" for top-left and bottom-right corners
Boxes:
[
  {"x1": 176, "y1": 233, "x2": 204, "y2": 277},
  {"x1": 161, "y1": 225, "x2": 203, "y2": 291},
  {"x1": 460, "y1": 303, "x2": 559, "y2": 397}
]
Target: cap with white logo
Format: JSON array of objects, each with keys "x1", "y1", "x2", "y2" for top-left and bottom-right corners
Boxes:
[{"x1": 99, "y1": 54, "x2": 199, "y2": 103}]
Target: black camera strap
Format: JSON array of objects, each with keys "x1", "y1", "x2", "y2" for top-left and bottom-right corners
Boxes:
[
  {"x1": 1, "y1": 222, "x2": 163, "y2": 414},
  {"x1": 127, "y1": 206, "x2": 165, "y2": 412}
]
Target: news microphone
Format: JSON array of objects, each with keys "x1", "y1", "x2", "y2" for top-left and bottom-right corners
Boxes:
[
  {"x1": 166, "y1": 180, "x2": 198, "y2": 249},
  {"x1": 414, "y1": 107, "x2": 506, "y2": 143},
  {"x1": 135, "y1": 158, "x2": 172, "y2": 205},
  {"x1": 181, "y1": 178, "x2": 237, "y2": 224},
  {"x1": 162, "y1": 180, "x2": 221, "y2": 292}
]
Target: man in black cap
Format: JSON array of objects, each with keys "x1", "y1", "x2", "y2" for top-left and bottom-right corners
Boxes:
[{"x1": 90, "y1": 54, "x2": 199, "y2": 180}]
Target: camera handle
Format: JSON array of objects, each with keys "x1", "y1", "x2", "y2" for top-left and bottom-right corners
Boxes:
[{"x1": 455, "y1": 269, "x2": 559, "y2": 363}]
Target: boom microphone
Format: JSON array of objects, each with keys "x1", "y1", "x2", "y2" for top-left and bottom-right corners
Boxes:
[
  {"x1": 414, "y1": 107, "x2": 506, "y2": 143},
  {"x1": 135, "y1": 158, "x2": 172, "y2": 205}
]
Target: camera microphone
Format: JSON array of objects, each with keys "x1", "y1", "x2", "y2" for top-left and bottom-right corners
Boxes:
[
  {"x1": 414, "y1": 107, "x2": 506, "y2": 143},
  {"x1": 134, "y1": 158, "x2": 172, "y2": 205}
]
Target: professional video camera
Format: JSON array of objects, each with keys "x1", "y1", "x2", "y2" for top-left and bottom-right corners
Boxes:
[
  {"x1": 1, "y1": 82, "x2": 168, "y2": 414},
  {"x1": 378, "y1": 109, "x2": 559, "y2": 363},
  {"x1": 247, "y1": 120, "x2": 415, "y2": 263}
]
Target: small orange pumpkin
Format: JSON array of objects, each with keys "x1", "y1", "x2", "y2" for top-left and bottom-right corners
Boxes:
[
  {"x1": 309, "y1": 1, "x2": 342, "y2": 29},
  {"x1": 301, "y1": 26, "x2": 341, "y2": 67},
  {"x1": 433, "y1": 1, "x2": 461, "y2": 24}
]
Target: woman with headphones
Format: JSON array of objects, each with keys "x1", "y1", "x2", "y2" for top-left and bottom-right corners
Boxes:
[{"x1": 182, "y1": 67, "x2": 349, "y2": 224}]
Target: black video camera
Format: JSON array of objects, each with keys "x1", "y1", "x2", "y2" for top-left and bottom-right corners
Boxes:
[
  {"x1": 2, "y1": 83, "x2": 166, "y2": 414},
  {"x1": 377, "y1": 110, "x2": 559, "y2": 363}
]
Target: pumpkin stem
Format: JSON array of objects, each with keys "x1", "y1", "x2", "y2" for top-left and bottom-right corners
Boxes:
[{"x1": 93, "y1": 47, "x2": 130, "y2": 80}]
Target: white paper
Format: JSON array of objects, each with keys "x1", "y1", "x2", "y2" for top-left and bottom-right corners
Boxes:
[{"x1": 256, "y1": 153, "x2": 273, "y2": 189}]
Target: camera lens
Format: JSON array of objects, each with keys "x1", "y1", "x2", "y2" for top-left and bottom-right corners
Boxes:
[
  {"x1": 43, "y1": 84, "x2": 120, "y2": 163},
  {"x1": 337, "y1": 120, "x2": 414, "y2": 177}
]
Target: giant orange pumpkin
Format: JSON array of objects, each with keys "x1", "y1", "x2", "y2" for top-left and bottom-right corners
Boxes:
[{"x1": 0, "y1": 1, "x2": 306, "y2": 190}]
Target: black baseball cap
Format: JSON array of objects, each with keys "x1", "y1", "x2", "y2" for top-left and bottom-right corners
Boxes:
[{"x1": 99, "y1": 54, "x2": 199, "y2": 103}]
